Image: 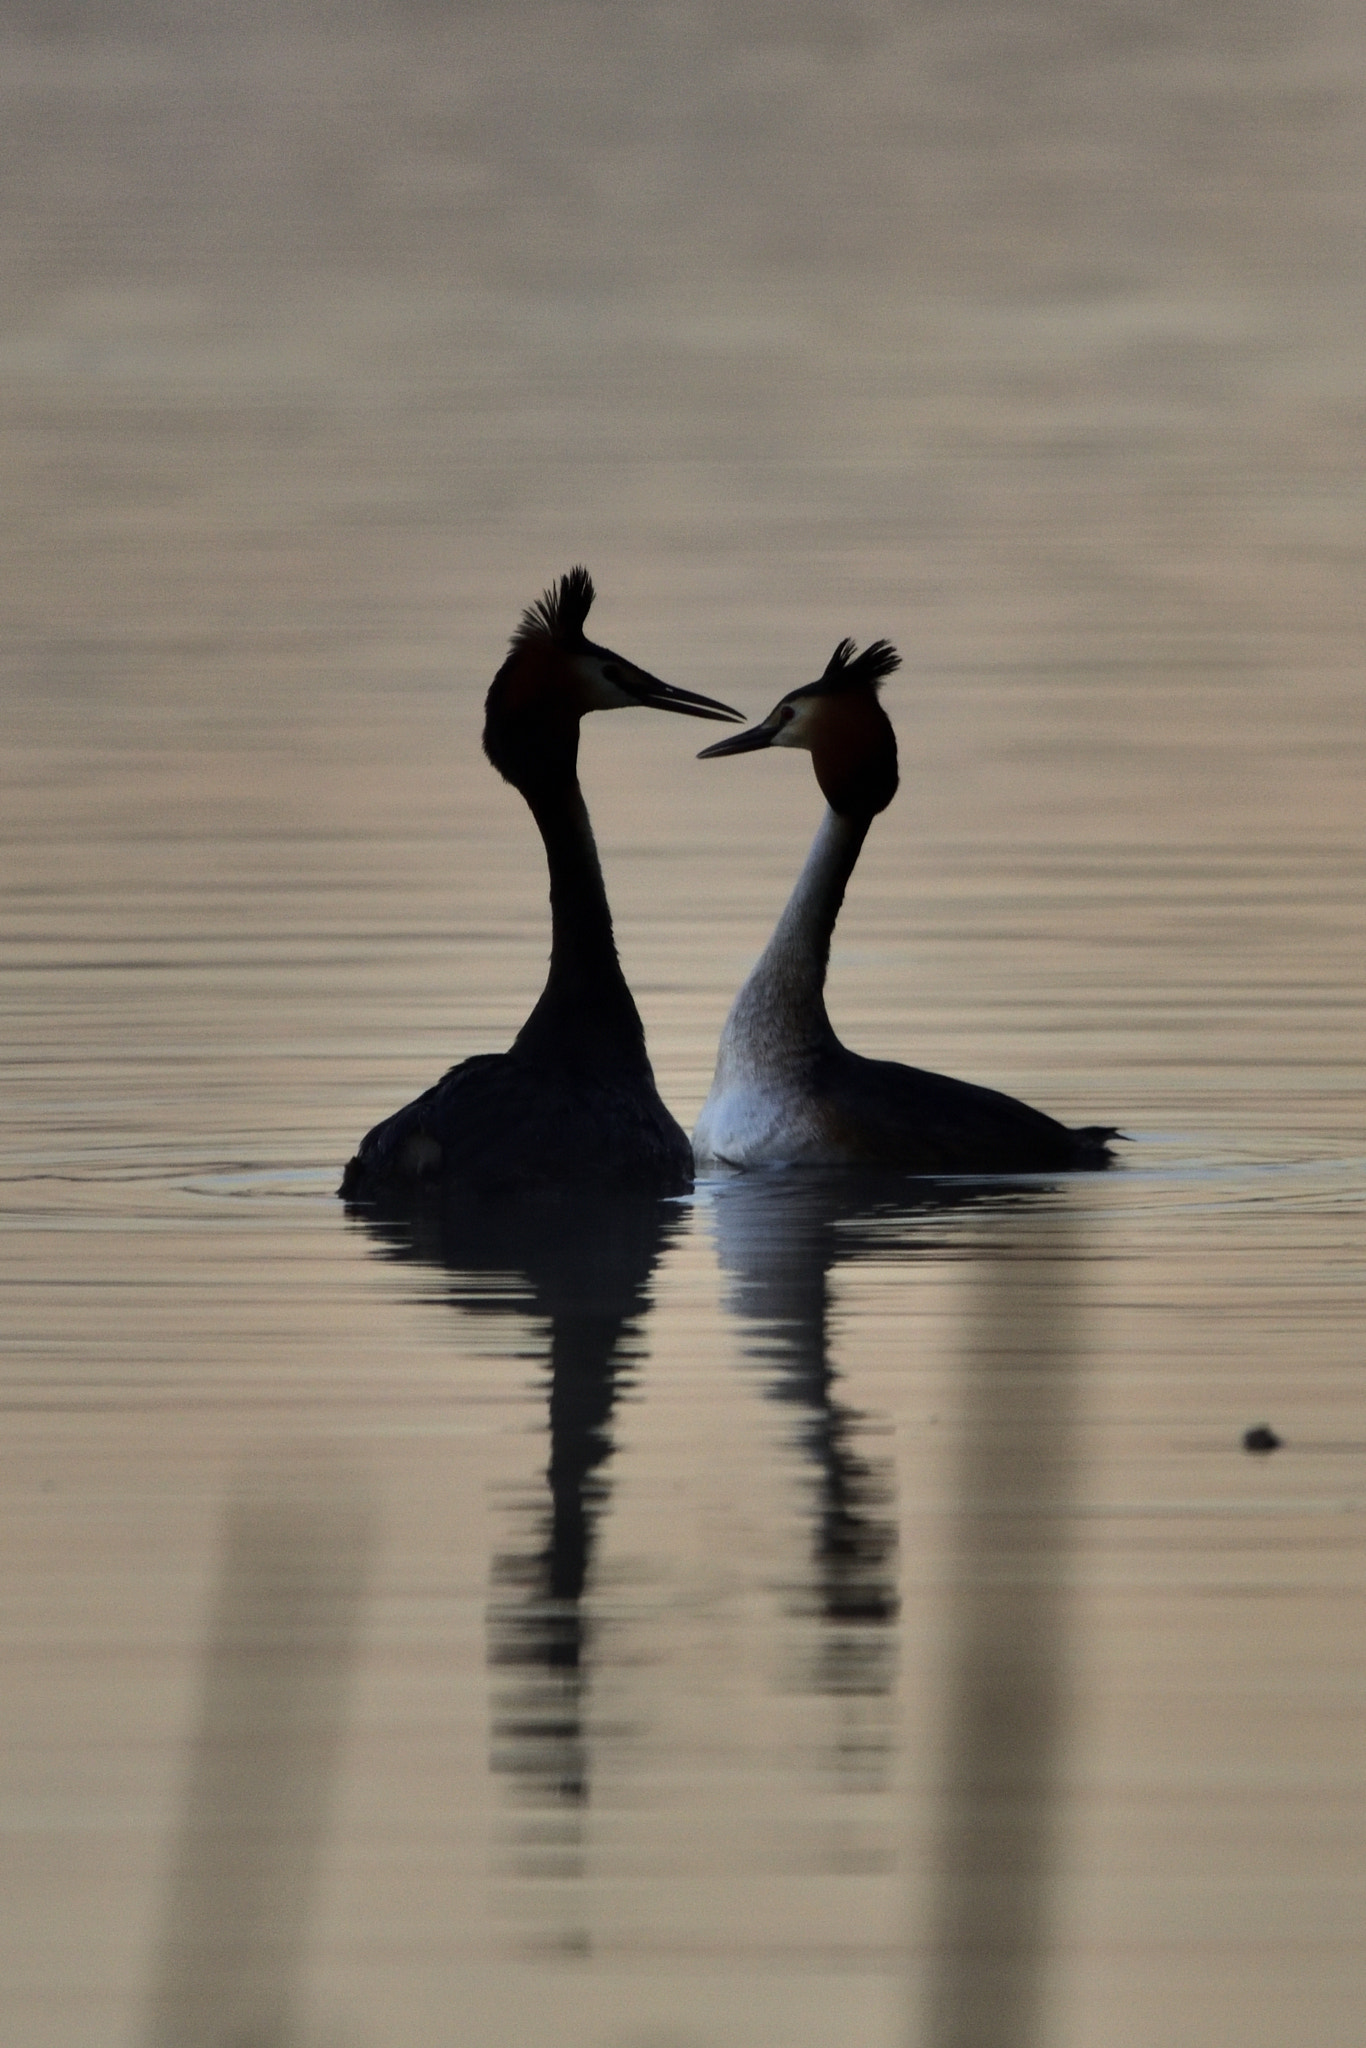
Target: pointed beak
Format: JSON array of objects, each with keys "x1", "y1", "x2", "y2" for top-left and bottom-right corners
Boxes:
[
  {"x1": 621, "y1": 667, "x2": 745, "y2": 724},
  {"x1": 697, "y1": 717, "x2": 779, "y2": 759}
]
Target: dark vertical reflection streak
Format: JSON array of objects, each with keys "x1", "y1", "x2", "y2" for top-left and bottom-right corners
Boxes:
[
  {"x1": 707, "y1": 1172, "x2": 965, "y2": 1773},
  {"x1": 352, "y1": 1186, "x2": 681, "y2": 1893},
  {"x1": 920, "y1": 1205, "x2": 1082, "y2": 2048},
  {"x1": 485, "y1": 1298, "x2": 643, "y2": 1838},
  {"x1": 144, "y1": 1477, "x2": 371, "y2": 2048}
]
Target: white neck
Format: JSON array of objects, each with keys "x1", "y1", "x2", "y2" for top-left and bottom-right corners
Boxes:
[{"x1": 716, "y1": 805, "x2": 869, "y2": 1081}]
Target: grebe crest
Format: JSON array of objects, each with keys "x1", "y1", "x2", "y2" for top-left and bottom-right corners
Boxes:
[
  {"x1": 699, "y1": 636, "x2": 901, "y2": 816},
  {"x1": 484, "y1": 567, "x2": 735, "y2": 793},
  {"x1": 341, "y1": 569, "x2": 742, "y2": 1200},
  {"x1": 693, "y1": 636, "x2": 1118, "y2": 1176}
]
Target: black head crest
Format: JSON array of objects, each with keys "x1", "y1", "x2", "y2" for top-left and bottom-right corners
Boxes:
[
  {"x1": 516, "y1": 566, "x2": 597, "y2": 649},
  {"x1": 814, "y1": 637, "x2": 901, "y2": 694}
]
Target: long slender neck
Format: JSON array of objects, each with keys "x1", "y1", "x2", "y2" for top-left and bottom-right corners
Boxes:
[
  {"x1": 724, "y1": 805, "x2": 870, "y2": 1068},
  {"x1": 510, "y1": 774, "x2": 651, "y2": 1074}
]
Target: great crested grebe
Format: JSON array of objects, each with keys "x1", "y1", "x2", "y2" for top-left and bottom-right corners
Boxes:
[
  {"x1": 692, "y1": 638, "x2": 1117, "y2": 1174},
  {"x1": 341, "y1": 568, "x2": 743, "y2": 1199}
]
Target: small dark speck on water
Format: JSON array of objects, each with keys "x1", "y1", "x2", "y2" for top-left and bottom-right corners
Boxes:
[{"x1": 1243, "y1": 1425, "x2": 1283, "y2": 1454}]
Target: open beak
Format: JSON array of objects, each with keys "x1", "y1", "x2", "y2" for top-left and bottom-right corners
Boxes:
[
  {"x1": 621, "y1": 667, "x2": 745, "y2": 724},
  {"x1": 697, "y1": 716, "x2": 779, "y2": 758}
]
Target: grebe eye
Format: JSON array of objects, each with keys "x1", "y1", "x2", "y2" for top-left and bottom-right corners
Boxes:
[
  {"x1": 779, "y1": 704, "x2": 795, "y2": 723},
  {"x1": 601, "y1": 662, "x2": 623, "y2": 684}
]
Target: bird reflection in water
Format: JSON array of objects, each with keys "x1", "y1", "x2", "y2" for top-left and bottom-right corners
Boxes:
[
  {"x1": 704, "y1": 1168, "x2": 959, "y2": 1784},
  {"x1": 708, "y1": 1169, "x2": 1082, "y2": 2045},
  {"x1": 352, "y1": 1168, "x2": 1081, "y2": 2018},
  {"x1": 354, "y1": 1183, "x2": 684, "y2": 1898}
]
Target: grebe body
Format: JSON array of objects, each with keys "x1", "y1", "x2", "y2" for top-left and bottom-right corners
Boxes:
[
  {"x1": 342, "y1": 569, "x2": 742, "y2": 1200},
  {"x1": 693, "y1": 640, "x2": 1116, "y2": 1175}
]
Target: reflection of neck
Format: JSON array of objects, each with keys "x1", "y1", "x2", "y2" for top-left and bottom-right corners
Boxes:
[
  {"x1": 729, "y1": 806, "x2": 870, "y2": 1060},
  {"x1": 545, "y1": 1309, "x2": 628, "y2": 1610},
  {"x1": 511, "y1": 775, "x2": 650, "y2": 1074}
]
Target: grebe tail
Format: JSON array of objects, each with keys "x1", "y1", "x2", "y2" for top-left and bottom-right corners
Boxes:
[
  {"x1": 342, "y1": 568, "x2": 743, "y2": 1200},
  {"x1": 692, "y1": 637, "x2": 1117, "y2": 1174}
]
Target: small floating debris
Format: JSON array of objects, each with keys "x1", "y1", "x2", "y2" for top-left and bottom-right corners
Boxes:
[{"x1": 1243, "y1": 1424, "x2": 1283, "y2": 1454}]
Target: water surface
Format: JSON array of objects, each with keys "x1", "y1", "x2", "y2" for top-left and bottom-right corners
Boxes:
[{"x1": 3, "y1": 7, "x2": 1366, "y2": 2045}]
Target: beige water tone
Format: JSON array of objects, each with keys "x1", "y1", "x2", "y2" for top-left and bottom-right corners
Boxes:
[{"x1": 4, "y1": 7, "x2": 1365, "y2": 2046}]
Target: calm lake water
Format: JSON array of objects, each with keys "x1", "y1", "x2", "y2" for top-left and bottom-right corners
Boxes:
[{"x1": 3, "y1": 8, "x2": 1365, "y2": 2046}]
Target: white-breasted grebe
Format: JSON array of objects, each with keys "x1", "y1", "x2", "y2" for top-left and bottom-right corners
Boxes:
[
  {"x1": 691, "y1": 638, "x2": 1117, "y2": 1174},
  {"x1": 341, "y1": 568, "x2": 743, "y2": 1200}
]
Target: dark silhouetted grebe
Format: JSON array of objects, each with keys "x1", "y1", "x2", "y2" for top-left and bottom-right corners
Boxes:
[
  {"x1": 692, "y1": 638, "x2": 1117, "y2": 1174},
  {"x1": 341, "y1": 569, "x2": 742, "y2": 1200}
]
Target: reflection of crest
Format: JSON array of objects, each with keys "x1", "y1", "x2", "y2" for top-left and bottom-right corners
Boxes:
[
  {"x1": 707, "y1": 1169, "x2": 1041, "y2": 1627},
  {"x1": 348, "y1": 1167, "x2": 1083, "y2": 2023},
  {"x1": 705, "y1": 1169, "x2": 1030, "y2": 1772},
  {"x1": 705, "y1": 1171, "x2": 917, "y2": 1651},
  {"x1": 348, "y1": 1182, "x2": 684, "y2": 1859},
  {"x1": 709, "y1": 1165, "x2": 1083, "y2": 2030}
]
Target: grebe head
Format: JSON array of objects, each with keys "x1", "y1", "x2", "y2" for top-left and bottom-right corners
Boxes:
[
  {"x1": 484, "y1": 567, "x2": 742, "y2": 793},
  {"x1": 698, "y1": 637, "x2": 901, "y2": 817}
]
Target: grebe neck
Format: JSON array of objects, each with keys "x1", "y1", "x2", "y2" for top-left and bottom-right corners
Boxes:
[
  {"x1": 731, "y1": 806, "x2": 870, "y2": 1058},
  {"x1": 510, "y1": 774, "x2": 651, "y2": 1074}
]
